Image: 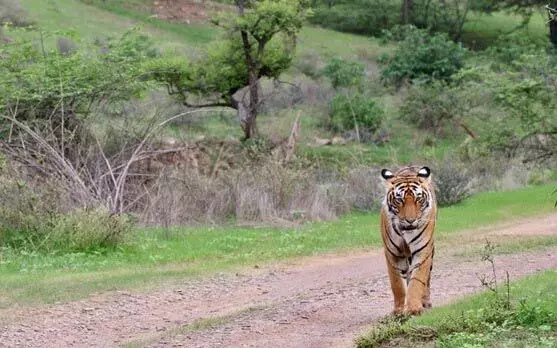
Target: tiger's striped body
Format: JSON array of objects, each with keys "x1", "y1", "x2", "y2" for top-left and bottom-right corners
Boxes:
[{"x1": 380, "y1": 166, "x2": 437, "y2": 315}]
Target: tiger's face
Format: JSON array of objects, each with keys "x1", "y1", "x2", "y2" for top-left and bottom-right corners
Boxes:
[{"x1": 381, "y1": 166, "x2": 434, "y2": 231}]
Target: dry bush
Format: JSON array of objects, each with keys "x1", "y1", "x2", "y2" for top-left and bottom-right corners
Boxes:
[
  {"x1": 56, "y1": 37, "x2": 78, "y2": 56},
  {"x1": 0, "y1": 157, "x2": 132, "y2": 251},
  {"x1": 294, "y1": 50, "x2": 324, "y2": 79},
  {"x1": 234, "y1": 162, "x2": 317, "y2": 222},
  {"x1": 0, "y1": 0, "x2": 34, "y2": 27},
  {"x1": 260, "y1": 80, "x2": 305, "y2": 114},
  {"x1": 138, "y1": 160, "x2": 386, "y2": 226},
  {"x1": 298, "y1": 78, "x2": 335, "y2": 106},
  {"x1": 141, "y1": 168, "x2": 234, "y2": 226},
  {"x1": 433, "y1": 159, "x2": 473, "y2": 206},
  {"x1": 465, "y1": 156, "x2": 554, "y2": 193},
  {"x1": 343, "y1": 167, "x2": 384, "y2": 211}
]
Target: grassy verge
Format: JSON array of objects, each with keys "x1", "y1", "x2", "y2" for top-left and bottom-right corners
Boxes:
[
  {"x1": 356, "y1": 269, "x2": 557, "y2": 348},
  {"x1": 0, "y1": 184, "x2": 555, "y2": 308},
  {"x1": 453, "y1": 235, "x2": 557, "y2": 259},
  {"x1": 17, "y1": 0, "x2": 216, "y2": 51}
]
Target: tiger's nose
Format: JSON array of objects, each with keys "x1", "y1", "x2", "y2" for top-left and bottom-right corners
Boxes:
[{"x1": 405, "y1": 218, "x2": 416, "y2": 224}]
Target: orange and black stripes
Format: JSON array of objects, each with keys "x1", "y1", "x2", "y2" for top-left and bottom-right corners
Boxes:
[{"x1": 379, "y1": 166, "x2": 437, "y2": 315}]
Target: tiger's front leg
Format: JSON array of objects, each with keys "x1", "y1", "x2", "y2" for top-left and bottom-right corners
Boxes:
[
  {"x1": 405, "y1": 250, "x2": 433, "y2": 315},
  {"x1": 385, "y1": 252, "x2": 407, "y2": 315}
]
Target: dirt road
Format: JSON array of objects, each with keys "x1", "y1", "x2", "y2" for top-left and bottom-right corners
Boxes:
[{"x1": 1, "y1": 214, "x2": 556, "y2": 348}]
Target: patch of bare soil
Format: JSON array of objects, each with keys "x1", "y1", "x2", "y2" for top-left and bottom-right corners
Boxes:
[
  {"x1": 0, "y1": 214, "x2": 556, "y2": 348},
  {"x1": 151, "y1": 0, "x2": 233, "y2": 23}
]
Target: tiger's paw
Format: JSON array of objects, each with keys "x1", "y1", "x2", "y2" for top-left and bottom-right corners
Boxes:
[
  {"x1": 391, "y1": 308, "x2": 405, "y2": 317},
  {"x1": 405, "y1": 304, "x2": 424, "y2": 316}
]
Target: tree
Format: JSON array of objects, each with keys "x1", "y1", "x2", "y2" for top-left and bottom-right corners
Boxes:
[
  {"x1": 548, "y1": 5, "x2": 557, "y2": 47},
  {"x1": 148, "y1": 0, "x2": 310, "y2": 140}
]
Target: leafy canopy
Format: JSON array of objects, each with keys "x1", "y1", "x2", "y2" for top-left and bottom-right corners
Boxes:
[
  {"x1": 0, "y1": 29, "x2": 155, "y2": 122},
  {"x1": 149, "y1": 0, "x2": 311, "y2": 107}
]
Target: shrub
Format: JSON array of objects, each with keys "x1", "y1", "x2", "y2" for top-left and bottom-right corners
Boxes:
[
  {"x1": 344, "y1": 167, "x2": 384, "y2": 212},
  {"x1": 400, "y1": 81, "x2": 457, "y2": 135},
  {"x1": 0, "y1": 28, "x2": 155, "y2": 130},
  {"x1": 49, "y1": 208, "x2": 133, "y2": 251},
  {"x1": 0, "y1": 0, "x2": 34, "y2": 28},
  {"x1": 295, "y1": 50, "x2": 323, "y2": 79},
  {"x1": 309, "y1": 0, "x2": 400, "y2": 36},
  {"x1": 434, "y1": 159, "x2": 473, "y2": 206},
  {"x1": 322, "y1": 57, "x2": 365, "y2": 89},
  {"x1": 0, "y1": 160, "x2": 133, "y2": 252},
  {"x1": 486, "y1": 32, "x2": 543, "y2": 66},
  {"x1": 329, "y1": 93, "x2": 384, "y2": 136},
  {"x1": 381, "y1": 26, "x2": 467, "y2": 86},
  {"x1": 401, "y1": 80, "x2": 480, "y2": 137}
]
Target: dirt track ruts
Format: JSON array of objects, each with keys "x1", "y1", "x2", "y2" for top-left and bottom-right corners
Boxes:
[{"x1": 1, "y1": 214, "x2": 556, "y2": 348}]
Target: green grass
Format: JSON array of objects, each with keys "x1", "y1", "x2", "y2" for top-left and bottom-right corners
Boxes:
[
  {"x1": 76, "y1": 0, "x2": 393, "y2": 60},
  {"x1": 0, "y1": 184, "x2": 555, "y2": 308},
  {"x1": 454, "y1": 235, "x2": 557, "y2": 259},
  {"x1": 16, "y1": 0, "x2": 217, "y2": 51},
  {"x1": 356, "y1": 269, "x2": 557, "y2": 347},
  {"x1": 462, "y1": 11, "x2": 548, "y2": 49}
]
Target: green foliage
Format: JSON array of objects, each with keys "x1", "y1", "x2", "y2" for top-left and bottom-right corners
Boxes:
[
  {"x1": 400, "y1": 77, "x2": 484, "y2": 136},
  {"x1": 381, "y1": 26, "x2": 467, "y2": 86},
  {"x1": 232, "y1": 0, "x2": 311, "y2": 42},
  {"x1": 308, "y1": 0, "x2": 399, "y2": 36},
  {"x1": 357, "y1": 270, "x2": 557, "y2": 348},
  {"x1": 147, "y1": 35, "x2": 295, "y2": 102},
  {"x1": 0, "y1": 29, "x2": 154, "y2": 127},
  {"x1": 329, "y1": 93, "x2": 384, "y2": 135},
  {"x1": 411, "y1": 0, "x2": 470, "y2": 39},
  {"x1": 461, "y1": 54, "x2": 557, "y2": 161},
  {"x1": 400, "y1": 81, "x2": 457, "y2": 135},
  {"x1": 322, "y1": 57, "x2": 364, "y2": 89},
  {"x1": 486, "y1": 32, "x2": 543, "y2": 66},
  {"x1": 149, "y1": 0, "x2": 309, "y2": 122}
]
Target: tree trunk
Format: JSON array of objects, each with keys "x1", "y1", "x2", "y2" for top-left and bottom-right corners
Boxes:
[
  {"x1": 237, "y1": 0, "x2": 260, "y2": 140},
  {"x1": 238, "y1": 95, "x2": 259, "y2": 140},
  {"x1": 550, "y1": 19, "x2": 557, "y2": 47},
  {"x1": 401, "y1": 0, "x2": 413, "y2": 24}
]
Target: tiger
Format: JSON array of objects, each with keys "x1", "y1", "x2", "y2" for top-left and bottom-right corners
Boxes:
[{"x1": 379, "y1": 165, "x2": 437, "y2": 315}]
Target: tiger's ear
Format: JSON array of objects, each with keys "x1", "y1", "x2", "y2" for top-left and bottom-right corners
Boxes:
[
  {"x1": 417, "y1": 166, "x2": 431, "y2": 179},
  {"x1": 381, "y1": 169, "x2": 394, "y2": 181}
]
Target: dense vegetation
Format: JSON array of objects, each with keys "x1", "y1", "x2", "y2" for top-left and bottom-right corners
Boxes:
[{"x1": 0, "y1": 0, "x2": 555, "y2": 260}]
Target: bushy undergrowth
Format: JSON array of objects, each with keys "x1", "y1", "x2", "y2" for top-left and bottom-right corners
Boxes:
[
  {"x1": 0, "y1": 162, "x2": 133, "y2": 252},
  {"x1": 381, "y1": 26, "x2": 468, "y2": 86},
  {"x1": 322, "y1": 57, "x2": 365, "y2": 89},
  {"x1": 141, "y1": 159, "x2": 385, "y2": 226},
  {"x1": 309, "y1": 0, "x2": 400, "y2": 36},
  {"x1": 329, "y1": 93, "x2": 384, "y2": 137}
]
